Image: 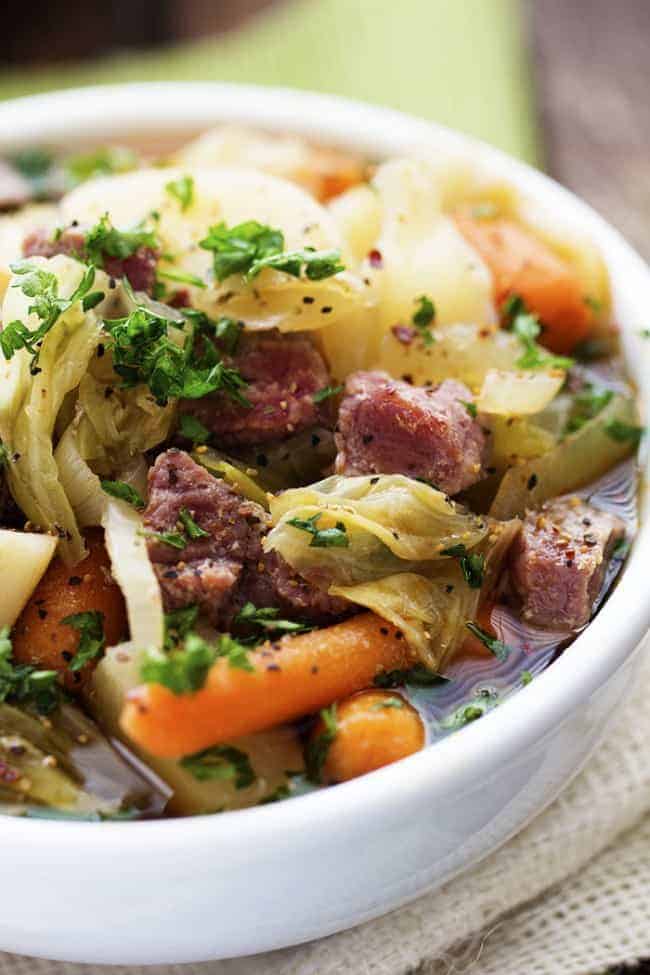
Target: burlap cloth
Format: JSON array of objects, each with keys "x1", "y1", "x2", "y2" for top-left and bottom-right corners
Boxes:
[{"x1": 3, "y1": 640, "x2": 650, "y2": 975}]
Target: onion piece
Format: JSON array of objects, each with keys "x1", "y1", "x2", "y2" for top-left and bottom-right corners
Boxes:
[{"x1": 477, "y1": 369, "x2": 565, "y2": 416}]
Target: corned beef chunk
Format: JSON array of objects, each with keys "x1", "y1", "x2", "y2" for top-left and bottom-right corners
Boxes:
[
  {"x1": 179, "y1": 332, "x2": 332, "y2": 447},
  {"x1": 23, "y1": 227, "x2": 158, "y2": 295},
  {"x1": 144, "y1": 449, "x2": 347, "y2": 627},
  {"x1": 334, "y1": 371, "x2": 488, "y2": 495},
  {"x1": 510, "y1": 498, "x2": 625, "y2": 630}
]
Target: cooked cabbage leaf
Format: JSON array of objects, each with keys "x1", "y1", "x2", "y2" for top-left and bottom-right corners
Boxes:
[
  {"x1": 266, "y1": 474, "x2": 489, "y2": 586},
  {"x1": 0, "y1": 256, "x2": 102, "y2": 563}
]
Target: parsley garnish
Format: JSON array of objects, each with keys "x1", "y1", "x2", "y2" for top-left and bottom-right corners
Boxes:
[
  {"x1": 374, "y1": 665, "x2": 450, "y2": 688},
  {"x1": 234, "y1": 602, "x2": 311, "y2": 638},
  {"x1": 141, "y1": 633, "x2": 216, "y2": 693},
  {"x1": 371, "y1": 696, "x2": 404, "y2": 710},
  {"x1": 460, "y1": 400, "x2": 478, "y2": 418},
  {"x1": 157, "y1": 268, "x2": 206, "y2": 290},
  {"x1": 441, "y1": 543, "x2": 485, "y2": 589},
  {"x1": 603, "y1": 419, "x2": 644, "y2": 447},
  {"x1": 0, "y1": 625, "x2": 59, "y2": 714},
  {"x1": 286, "y1": 513, "x2": 349, "y2": 548},
  {"x1": 100, "y1": 480, "x2": 145, "y2": 509},
  {"x1": 62, "y1": 611, "x2": 106, "y2": 672},
  {"x1": 511, "y1": 311, "x2": 574, "y2": 370},
  {"x1": 0, "y1": 443, "x2": 8, "y2": 468},
  {"x1": 520, "y1": 670, "x2": 533, "y2": 686},
  {"x1": 565, "y1": 385, "x2": 614, "y2": 435},
  {"x1": 180, "y1": 744, "x2": 255, "y2": 788},
  {"x1": 164, "y1": 605, "x2": 199, "y2": 650},
  {"x1": 142, "y1": 529, "x2": 187, "y2": 550},
  {"x1": 440, "y1": 702, "x2": 487, "y2": 729},
  {"x1": 465, "y1": 622, "x2": 511, "y2": 661},
  {"x1": 141, "y1": 631, "x2": 254, "y2": 693},
  {"x1": 178, "y1": 507, "x2": 209, "y2": 540},
  {"x1": 10, "y1": 148, "x2": 54, "y2": 197},
  {"x1": 64, "y1": 146, "x2": 138, "y2": 189},
  {"x1": 84, "y1": 213, "x2": 158, "y2": 268},
  {"x1": 102, "y1": 302, "x2": 249, "y2": 407},
  {"x1": 412, "y1": 295, "x2": 435, "y2": 346},
  {"x1": 213, "y1": 316, "x2": 244, "y2": 355},
  {"x1": 199, "y1": 220, "x2": 344, "y2": 283},
  {"x1": 179, "y1": 414, "x2": 210, "y2": 444},
  {"x1": 305, "y1": 704, "x2": 338, "y2": 783},
  {"x1": 1, "y1": 262, "x2": 98, "y2": 372},
  {"x1": 312, "y1": 384, "x2": 343, "y2": 404},
  {"x1": 165, "y1": 174, "x2": 194, "y2": 212}
]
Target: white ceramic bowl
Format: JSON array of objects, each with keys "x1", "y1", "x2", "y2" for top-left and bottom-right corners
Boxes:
[{"x1": 0, "y1": 83, "x2": 649, "y2": 966}]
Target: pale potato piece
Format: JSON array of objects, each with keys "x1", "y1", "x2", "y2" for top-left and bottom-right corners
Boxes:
[
  {"x1": 477, "y1": 369, "x2": 565, "y2": 416},
  {"x1": 92, "y1": 643, "x2": 304, "y2": 814},
  {"x1": 0, "y1": 529, "x2": 57, "y2": 627},
  {"x1": 62, "y1": 166, "x2": 368, "y2": 334}
]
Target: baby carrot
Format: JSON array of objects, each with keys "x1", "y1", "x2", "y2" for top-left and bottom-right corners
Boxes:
[
  {"x1": 121, "y1": 613, "x2": 416, "y2": 759},
  {"x1": 311, "y1": 689, "x2": 425, "y2": 785},
  {"x1": 454, "y1": 210, "x2": 592, "y2": 354}
]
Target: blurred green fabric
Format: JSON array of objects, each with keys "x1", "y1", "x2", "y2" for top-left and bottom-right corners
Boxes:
[{"x1": 0, "y1": 0, "x2": 539, "y2": 164}]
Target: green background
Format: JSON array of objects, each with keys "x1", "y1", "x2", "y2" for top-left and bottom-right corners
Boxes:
[{"x1": 0, "y1": 0, "x2": 539, "y2": 164}]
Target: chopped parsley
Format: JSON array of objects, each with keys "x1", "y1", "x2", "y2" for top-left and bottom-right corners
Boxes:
[
  {"x1": 157, "y1": 268, "x2": 206, "y2": 289},
  {"x1": 199, "y1": 220, "x2": 344, "y2": 283},
  {"x1": 10, "y1": 148, "x2": 54, "y2": 197},
  {"x1": 412, "y1": 294, "x2": 436, "y2": 346},
  {"x1": 441, "y1": 543, "x2": 485, "y2": 589},
  {"x1": 62, "y1": 611, "x2": 106, "y2": 672},
  {"x1": 440, "y1": 701, "x2": 488, "y2": 730},
  {"x1": 511, "y1": 311, "x2": 574, "y2": 371},
  {"x1": 100, "y1": 479, "x2": 145, "y2": 509},
  {"x1": 63, "y1": 146, "x2": 138, "y2": 189},
  {"x1": 142, "y1": 529, "x2": 187, "y2": 550},
  {"x1": 465, "y1": 622, "x2": 512, "y2": 661},
  {"x1": 234, "y1": 602, "x2": 311, "y2": 639},
  {"x1": 102, "y1": 301, "x2": 249, "y2": 407},
  {"x1": 603, "y1": 418, "x2": 644, "y2": 447},
  {"x1": 371, "y1": 696, "x2": 404, "y2": 711},
  {"x1": 179, "y1": 414, "x2": 210, "y2": 444},
  {"x1": 165, "y1": 174, "x2": 194, "y2": 212},
  {"x1": 565, "y1": 384, "x2": 614, "y2": 435},
  {"x1": 1, "y1": 262, "x2": 98, "y2": 372},
  {"x1": 84, "y1": 213, "x2": 158, "y2": 268},
  {"x1": 520, "y1": 670, "x2": 533, "y2": 686},
  {"x1": 0, "y1": 443, "x2": 8, "y2": 468},
  {"x1": 460, "y1": 400, "x2": 478, "y2": 418},
  {"x1": 178, "y1": 507, "x2": 209, "y2": 541},
  {"x1": 180, "y1": 744, "x2": 255, "y2": 788},
  {"x1": 0, "y1": 625, "x2": 59, "y2": 714},
  {"x1": 141, "y1": 633, "x2": 216, "y2": 693},
  {"x1": 212, "y1": 316, "x2": 244, "y2": 355},
  {"x1": 164, "y1": 604, "x2": 199, "y2": 650},
  {"x1": 305, "y1": 704, "x2": 338, "y2": 783},
  {"x1": 312, "y1": 384, "x2": 343, "y2": 404},
  {"x1": 286, "y1": 513, "x2": 349, "y2": 548},
  {"x1": 141, "y1": 631, "x2": 254, "y2": 693},
  {"x1": 374, "y1": 665, "x2": 450, "y2": 688}
]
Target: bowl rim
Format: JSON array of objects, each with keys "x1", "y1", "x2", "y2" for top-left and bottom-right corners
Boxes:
[{"x1": 0, "y1": 81, "x2": 648, "y2": 853}]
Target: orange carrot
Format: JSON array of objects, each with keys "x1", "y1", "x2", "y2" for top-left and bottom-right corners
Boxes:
[
  {"x1": 121, "y1": 613, "x2": 416, "y2": 759},
  {"x1": 313, "y1": 689, "x2": 425, "y2": 784},
  {"x1": 454, "y1": 210, "x2": 592, "y2": 354},
  {"x1": 12, "y1": 529, "x2": 127, "y2": 692}
]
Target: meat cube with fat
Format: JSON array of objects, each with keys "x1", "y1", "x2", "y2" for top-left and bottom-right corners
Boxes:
[
  {"x1": 144, "y1": 449, "x2": 347, "y2": 627},
  {"x1": 334, "y1": 371, "x2": 487, "y2": 495},
  {"x1": 510, "y1": 498, "x2": 625, "y2": 630},
  {"x1": 179, "y1": 332, "x2": 332, "y2": 447},
  {"x1": 23, "y1": 226, "x2": 158, "y2": 294}
]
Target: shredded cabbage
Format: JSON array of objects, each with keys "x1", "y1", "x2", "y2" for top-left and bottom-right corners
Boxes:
[
  {"x1": 266, "y1": 474, "x2": 489, "y2": 586},
  {"x1": 0, "y1": 256, "x2": 102, "y2": 563}
]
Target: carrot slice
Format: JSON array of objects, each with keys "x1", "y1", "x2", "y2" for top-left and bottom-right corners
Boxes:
[
  {"x1": 454, "y1": 210, "x2": 592, "y2": 354},
  {"x1": 314, "y1": 689, "x2": 425, "y2": 784},
  {"x1": 121, "y1": 613, "x2": 416, "y2": 758}
]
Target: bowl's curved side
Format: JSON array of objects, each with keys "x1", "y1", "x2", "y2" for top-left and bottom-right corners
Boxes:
[{"x1": 0, "y1": 83, "x2": 648, "y2": 964}]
